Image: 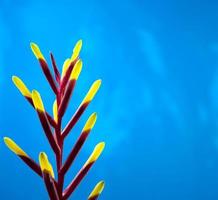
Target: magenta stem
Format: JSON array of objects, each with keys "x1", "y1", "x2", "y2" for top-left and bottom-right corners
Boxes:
[
  {"x1": 63, "y1": 162, "x2": 94, "y2": 200},
  {"x1": 26, "y1": 97, "x2": 56, "y2": 128},
  {"x1": 37, "y1": 111, "x2": 60, "y2": 154},
  {"x1": 61, "y1": 130, "x2": 90, "y2": 175},
  {"x1": 60, "y1": 59, "x2": 78, "y2": 96},
  {"x1": 20, "y1": 156, "x2": 42, "y2": 177},
  {"x1": 50, "y1": 52, "x2": 61, "y2": 84},
  {"x1": 39, "y1": 59, "x2": 58, "y2": 94},
  {"x1": 62, "y1": 102, "x2": 89, "y2": 138},
  {"x1": 58, "y1": 80, "x2": 76, "y2": 118},
  {"x1": 43, "y1": 172, "x2": 60, "y2": 200}
]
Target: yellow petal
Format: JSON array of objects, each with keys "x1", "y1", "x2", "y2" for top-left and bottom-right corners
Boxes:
[
  {"x1": 70, "y1": 59, "x2": 82, "y2": 81},
  {"x1": 53, "y1": 100, "x2": 58, "y2": 123},
  {"x1": 84, "y1": 142, "x2": 105, "y2": 167},
  {"x1": 32, "y1": 90, "x2": 45, "y2": 112},
  {"x1": 12, "y1": 76, "x2": 31, "y2": 98},
  {"x1": 4, "y1": 137, "x2": 28, "y2": 157},
  {"x1": 61, "y1": 58, "x2": 71, "y2": 78},
  {"x1": 88, "y1": 181, "x2": 105, "y2": 199},
  {"x1": 83, "y1": 112, "x2": 97, "y2": 132},
  {"x1": 81, "y1": 80, "x2": 101, "y2": 105},
  {"x1": 30, "y1": 42, "x2": 45, "y2": 60},
  {"x1": 71, "y1": 39, "x2": 82, "y2": 61},
  {"x1": 39, "y1": 152, "x2": 54, "y2": 178}
]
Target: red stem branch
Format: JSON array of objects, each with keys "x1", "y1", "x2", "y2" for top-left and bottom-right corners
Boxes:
[
  {"x1": 39, "y1": 59, "x2": 58, "y2": 94},
  {"x1": 60, "y1": 59, "x2": 77, "y2": 96},
  {"x1": 63, "y1": 162, "x2": 94, "y2": 200},
  {"x1": 37, "y1": 111, "x2": 60, "y2": 154},
  {"x1": 58, "y1": 80, "x2": 76, "y2": 118},
  {"x1": 26, "y1": 97, "x2": 56, "y2": 128},
  {"x1": 43, "y1": 172, "x2": 60, "y2": 200},
  {"x1": 20, "y1": 156, "x2": 42, "y2": 177},
  {"x1": 62, "y1": 101, "x2": 90, "y2": 138},
  {"x1": 61, "y1": 129, "x2": 91, "y2": 175},
  {"x1": 54, "y1": 88, "x2": 65, "y2": 199},
  {"x1": 50, "y1": 53, "x2": 61, "y2": 84}
]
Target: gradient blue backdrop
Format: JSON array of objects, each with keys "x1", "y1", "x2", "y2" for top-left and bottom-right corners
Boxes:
[{"x1": 0, "y1": 0, "x2": 218, "y2": 199}]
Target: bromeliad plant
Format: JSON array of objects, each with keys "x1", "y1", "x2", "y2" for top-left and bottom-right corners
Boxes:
[{"x1": 3, "y1": 40, "x2": 105, "y2": 200}]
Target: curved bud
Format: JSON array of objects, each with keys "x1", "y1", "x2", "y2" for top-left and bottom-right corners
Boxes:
[
  {"x1": 61, "y1": 58, "x2": 71, "y2": 78},
  {"x1": 12, "y1": 76, "x2": 31, "y2": 98},
  {"x1": 32, "y1": 90, "x2": 45, "y2": 112},
  {"x1": 39, "y1": 152, "x2": 54, "y2": 178},
  {"x1": 71, "y1": 39, "x2": 82, "y2": 61},
  {"x1": 88, "y1": 181, "x2": 105, "y2": 200},
  {"x1": 70, "y1": 60, "x2": 82, "y2": 81},
  {"x1": 53, "y1": 100, "x2": 58, "y2": 123},
  {"x1": 84, "y1": 142, "x2": 105, "y2": 167},
  {"x1": 83, "y1": 112, "x2": 97, "y2": 132},
  {"x1": 4, "y1": 137, "x2": 28, "y2": 157},
  {"x1": 81, "y1": 79, "x2": 101, "y2": 105},
  {"x1": 30, "y1": 42, "x2": 45, "y2": 60}
]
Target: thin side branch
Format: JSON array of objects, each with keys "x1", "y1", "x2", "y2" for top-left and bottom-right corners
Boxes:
[
  {"x1": 50, "y1": 52, "x2": 61, "y2": 84},
  {"x1": 39, "y1": 58, "x2": 58, "y2": 94}
]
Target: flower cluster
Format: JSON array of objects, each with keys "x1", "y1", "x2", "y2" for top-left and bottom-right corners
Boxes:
[{"x1": 4, "y1": 40, "x2": 105, "y2": 200}]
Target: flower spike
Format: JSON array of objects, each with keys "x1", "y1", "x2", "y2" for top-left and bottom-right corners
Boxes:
[
  {"x1": 63, "y1": 142, "x2": 105, "y2": 200},
  {"x1": 7, "y1": 41, "x2": 106, "y2": 199},
  {"x1": 88, "y1": 181, "x2": 105, "y2": 200}
]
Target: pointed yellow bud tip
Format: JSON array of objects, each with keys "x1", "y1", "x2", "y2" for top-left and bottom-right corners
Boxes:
[
  {"x1": 88, "y1": 181, "x2": 105, "y2": 199},
  {"x1": 12, "y1": 76, "x2": 31, "y2": 98},
  {"x1": 70, "y1": 60, "x2": 83, "y2": 81},
  {"x1": 85, "y1": 142, "x2": 105, "y2": 166},
  {"x1": 83, "y1": 79, "x2": 102, "y2": 104},
  {"x1": 53, "y1": 100, "x2": 58, "y2": 123},
  {"x1": 39, "y1": 152, "x2": 55, "y2": 178},
  {"x1": 71, "y1": 39, "x2": 82, "y2": 61},
  {"x1": 30, "y1": 42, "x2": 45, "y2": 60},
  {"x1": 32, "y1": 90, "x2": 45, "y2": 112},
  {"x1": 61, "y1": 58, "x2": 71, "y2": 78},
  {"x1": 83, "y1": 112, "x2": 97, "y2": 132},
  {"x1": 3, "y1": 137, "x2": 28, "y2": 157}
]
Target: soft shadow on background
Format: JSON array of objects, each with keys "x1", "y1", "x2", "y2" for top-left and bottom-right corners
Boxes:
[{"x1": 0, "y1": 0, "x2": 218, "y2": 199}]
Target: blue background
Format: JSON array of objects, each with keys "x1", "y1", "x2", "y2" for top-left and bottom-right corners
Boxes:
[{"x1": 0, "y1": 0, "x2": 218, "y2": 199}]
